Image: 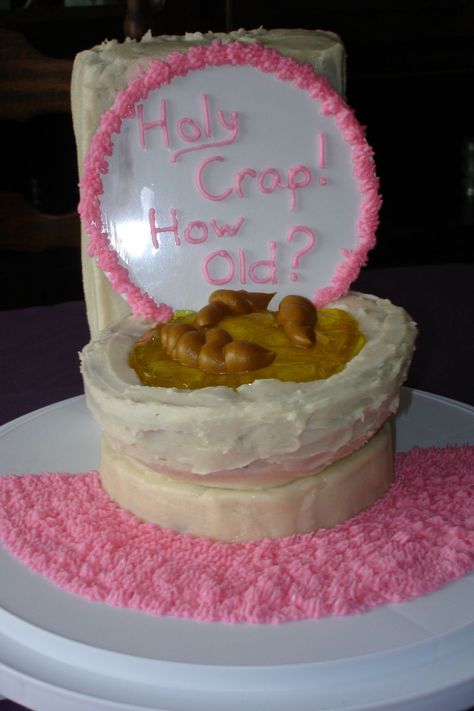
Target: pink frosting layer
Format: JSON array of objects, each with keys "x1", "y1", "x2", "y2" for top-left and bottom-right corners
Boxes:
[
  {"x1": 79, "y1": 40, "x2": 381, "y2": 318},
  {"x1": 0, "y1": 445, "x2": 472, "y2": 623},
  {"x1": 123, "y1": 424, "x2": 389, "y2": 487}
]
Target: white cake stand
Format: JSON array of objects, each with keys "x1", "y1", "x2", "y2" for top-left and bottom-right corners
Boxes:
[{"x1": 1, "y1": 388, "x2": 473, "y2": 711}]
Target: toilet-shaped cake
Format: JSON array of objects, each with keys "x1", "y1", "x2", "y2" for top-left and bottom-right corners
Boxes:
[{"x1": 76, "y1": 32, "x2": 416, "y2": 541}]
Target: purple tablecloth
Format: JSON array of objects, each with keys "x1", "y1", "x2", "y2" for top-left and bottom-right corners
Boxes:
[{"x1": 0, "y1": 263, "x2": 473, "y2": 430}]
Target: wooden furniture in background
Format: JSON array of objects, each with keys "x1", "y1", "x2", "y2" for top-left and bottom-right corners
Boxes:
[
  {"x1": 0, "y1": 28, "x2": 82, "y2": 307},
  {"x1": 0, "y1": 28, "x2": 80, "y2": 254},
  {"x1": 0, "y1": 28, "x2": 72, "y2": 122},
  {"x1": 0, "y1": 191, "x2": 79, "y2": 253},
  {"x1": 124, "y1": 0, "x2": 166, "y2": 40}
]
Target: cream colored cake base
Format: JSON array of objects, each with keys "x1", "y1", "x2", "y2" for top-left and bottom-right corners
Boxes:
[{"x1": 100, "y1": 422, "x2": 393, "y2": 542}]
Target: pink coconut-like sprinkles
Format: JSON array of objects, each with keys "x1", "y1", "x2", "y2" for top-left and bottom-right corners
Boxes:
[{"x1": 0, "y1": 445, "x2": 473, "y2": 624}]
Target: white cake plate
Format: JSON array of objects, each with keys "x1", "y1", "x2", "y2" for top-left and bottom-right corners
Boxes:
[{"x1": 0, "y1": 388, "x2": 473, "y2": 711}]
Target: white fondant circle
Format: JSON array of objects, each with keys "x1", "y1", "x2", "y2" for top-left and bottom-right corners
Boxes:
[{"x1": 81, "y1": 43, "x2": 380, "y2": 316}]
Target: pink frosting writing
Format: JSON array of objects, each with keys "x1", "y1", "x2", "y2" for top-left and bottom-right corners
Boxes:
[
  {"x1": 287, "y1": 226, "x2": 317, "y2": 282},
  {"x1": 195, "y1": 155, "x2": 313, "y2": 211},
  {"x1": 172, "y1": 108, "x2": 239, "y2": 163},
  {"x1": 138, "y1": 100, "x2": 169, "y2": 150},
  {"x1": 196, "y1": 155, "x2": 233, "y2": 201},
  {"x1": 138, "y1": 92, "x2": 239, "y2": 162},
  {"x1": 236, "y1": 167, "x2": 257, "y2": 196},
  {"x1": 79, "y1": 40, "x2": 380, "y2": 318},
  {"x1": 149, "y1": 207, "x2": 245, "y2": 251},
  {"x1": 149, "y1": 207, "x2": 179, "y2": 250},
  {"x1": 317, "y1": 131, "x2": 327, "y2": 169},
  {"x1": 203, "y1": 241, "x2": 277, "y2": 285}
]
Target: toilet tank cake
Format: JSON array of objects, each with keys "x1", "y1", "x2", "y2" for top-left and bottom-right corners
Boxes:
[
  {"x1": 72, "y1": 28, "x2": 346, "y2": 336},
  {"x1": 74, "y1": 29, "x2": 416, "y2": 541}
]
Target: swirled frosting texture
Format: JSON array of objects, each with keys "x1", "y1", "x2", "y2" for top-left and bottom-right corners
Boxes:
[{"x1": 81, "y1": 292, "x2": 416, "y2": 486}]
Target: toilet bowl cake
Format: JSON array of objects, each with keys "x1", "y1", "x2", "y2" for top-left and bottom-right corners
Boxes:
[{"x1": 76, "y1": 31, "x2": 416, "y2": 541}]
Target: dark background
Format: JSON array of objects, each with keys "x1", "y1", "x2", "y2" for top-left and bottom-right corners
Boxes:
[{"x1": 0, "y1": 0, "x2": 473, "y2": 309}]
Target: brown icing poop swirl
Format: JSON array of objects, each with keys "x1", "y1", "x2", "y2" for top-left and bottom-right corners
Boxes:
[
  {"x1": 160, "y1": 289, "x2": 317, "y2": 374},
  {"x1": 161, "y1": 289, "x2": 276, "y2": 374},
  {"x1": 195, "y1": 289, "x2": 275, "y2": 328},
  {"x1": 277, "y1": 294, "x2": 317, "y2": 348},
  {"x1": 160, "y1": 323, "x2": 275, "y2": 374}
]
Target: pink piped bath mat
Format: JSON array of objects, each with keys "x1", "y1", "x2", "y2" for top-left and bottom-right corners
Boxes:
[{"x1": 0, "y1": 445, "x2": 473, "y2": 624}]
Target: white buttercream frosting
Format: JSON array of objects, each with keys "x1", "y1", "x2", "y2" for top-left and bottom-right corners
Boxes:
[
  {"x1": 81, "y1": 292, "x2": 417, "y2": 486},
  {"x1": 100, "y1": 422, "x2": 394, "y2": 541}
]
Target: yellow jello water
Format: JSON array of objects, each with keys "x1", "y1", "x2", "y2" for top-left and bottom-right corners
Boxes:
[{"x1": 129, "y1": 308, "x2": 365, "y2": 390}]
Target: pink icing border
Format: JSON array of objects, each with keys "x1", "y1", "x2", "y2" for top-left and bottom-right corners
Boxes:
[
  {"x1": 79, "y1": 40, "x2": 381, "y2": 318},
  {"x1": 0, "y1": 446, "x2": 472, "y2": 624}
]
